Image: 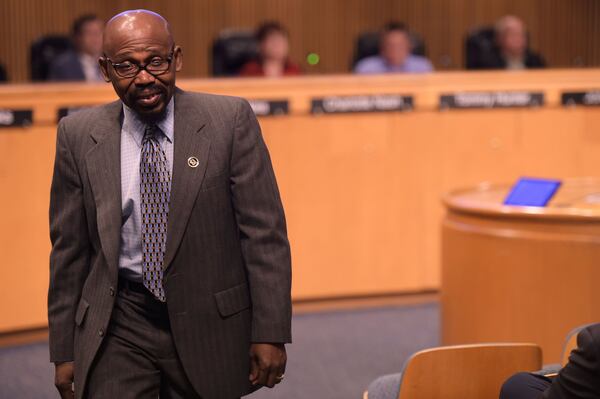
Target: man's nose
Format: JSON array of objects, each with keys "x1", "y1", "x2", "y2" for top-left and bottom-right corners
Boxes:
[{"x1": 134, "y1": 69, "x2": 156, "y2": 85}]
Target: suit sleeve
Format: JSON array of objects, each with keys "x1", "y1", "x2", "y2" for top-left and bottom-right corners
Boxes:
[
  {"x1": 48, "y1": 120, "x2": 91, "y2": 362},
  {"x1": 542, "y1": 326, "x2": 600, "y2": 399},
  {"x1": 229, "y1": 98, "x2": 292, "y2": 343}
]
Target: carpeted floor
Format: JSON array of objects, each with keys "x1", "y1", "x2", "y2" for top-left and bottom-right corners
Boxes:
[{"x1": 0, "y1": 302, "x2": 439, "y2": 399}]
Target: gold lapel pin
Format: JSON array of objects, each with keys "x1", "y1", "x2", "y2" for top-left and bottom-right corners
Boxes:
[{"x1": 187, "y1": 156, "x2": 199, "y2": 168}]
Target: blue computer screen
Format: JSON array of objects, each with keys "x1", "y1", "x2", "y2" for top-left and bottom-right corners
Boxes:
[{"x1": 504, "y1": 178, "x2": 562, "y2": 207}]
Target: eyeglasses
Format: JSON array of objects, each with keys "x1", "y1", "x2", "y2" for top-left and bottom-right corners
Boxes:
[{"x1": 105, "y1": 48, "x2": 175, "y2": 78}]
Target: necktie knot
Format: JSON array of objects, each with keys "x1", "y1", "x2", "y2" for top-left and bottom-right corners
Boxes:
[{"x1": 143, "y1": 125, "x2": 160, "y2": 144}]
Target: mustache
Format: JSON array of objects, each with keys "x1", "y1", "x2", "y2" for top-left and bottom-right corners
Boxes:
[{"x1": 134, "y1": 86, "x2": 166, "y2": 98}]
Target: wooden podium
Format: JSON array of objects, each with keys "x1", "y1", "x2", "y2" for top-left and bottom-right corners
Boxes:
[{"x1": 442, "y1": 178, "x2": 600, "y2": 363}]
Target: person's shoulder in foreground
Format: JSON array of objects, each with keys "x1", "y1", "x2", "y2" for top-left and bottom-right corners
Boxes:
[
  {"x1": 541, "y1": 323, "x2": 600, "y2": 399},
  {"x1": 56, "y1": 100, "x2": 119, "y2": 139},
  {"x1": 354, "y1": 54, "x2": 433, "y2": 74},
  {"x1": 172, "y1": 89, "x2": 259, "y2": 132},
  {"x1": 500, "y1": 323, "x2": 600, "y2": 399},
  {"x1": 57, "y1": 89, "x2": 256, "y2": 166}
]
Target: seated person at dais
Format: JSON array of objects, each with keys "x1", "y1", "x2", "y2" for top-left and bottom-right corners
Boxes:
[
  {"x1": 239, "y1": 21, "x2": 301, "y2": 78},
  {"x1": 354, "y1": 22, "x2": 433, "y2": 74},
  {"x1": 48, "y1": 14, "x2": 105, "y2": 82},
  {"x1": 483, "y1": 15, "x2": 545, "y2": 70}
]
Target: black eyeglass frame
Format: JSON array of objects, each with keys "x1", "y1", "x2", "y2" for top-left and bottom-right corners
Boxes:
[{"x1": 104, "y1": 47, "x2": 176, "y2": 78}]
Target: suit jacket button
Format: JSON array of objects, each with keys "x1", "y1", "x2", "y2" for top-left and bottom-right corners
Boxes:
[
  {"x1": 109, "y1": 287, "x2": 115, "y2": 296},
  {"x1": 98, "y1": 329, "x2": 104, "y2": 337}
]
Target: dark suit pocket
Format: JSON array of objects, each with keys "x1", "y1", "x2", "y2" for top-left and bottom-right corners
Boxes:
[
  {"x1": 214, "y1": 283, "x2": 251, "y2": 318},
  {"x1": 200, "y1": 171, "x2": 229, "y2": 191},
  {"x1": 75, "y1": 298, "x2": 89, "y2": 326}
]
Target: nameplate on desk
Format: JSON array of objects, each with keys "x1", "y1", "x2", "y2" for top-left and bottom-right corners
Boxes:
[
  {"x1": 0, "y1": 109, "x2": 33, "y2": 128},
  {"x1": 561, "y1": 91, "x2": 600, "y2": 107},
  {"x1": 248, "y1": 99, "x2": 289, "y2": 116},
  {"x1": 311, "y1": 94, "x2": 413, "y2": 114},
  {"x1": 57, "y1": 106, "x2": 93, "y2": 121},
  {"x1": 439, "y1": 92, "x2": 544, "y2": 109}
]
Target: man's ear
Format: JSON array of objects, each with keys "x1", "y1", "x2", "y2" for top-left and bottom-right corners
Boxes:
[
  {"x1": 174, "y1": 46, "x2": 183, "y2": 72},
  {"x1": 98, "y1": 57, "x2": 111, "y2": 82}
]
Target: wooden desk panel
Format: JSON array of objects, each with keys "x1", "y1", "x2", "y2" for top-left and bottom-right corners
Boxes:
[
  {"x1": 1, "y1": 70, "x2": 600, "y2": 332},
  {"x1": 0, "y1": 126, "x2": 55, "y2": 331}
]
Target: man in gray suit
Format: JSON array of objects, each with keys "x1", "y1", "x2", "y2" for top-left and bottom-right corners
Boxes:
[{"x1": 49, "y1": 9, "x2": 291, "y2": 399}]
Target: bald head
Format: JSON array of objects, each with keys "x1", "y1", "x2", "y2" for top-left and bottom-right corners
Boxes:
[
  {"x1": 495, "y1": 15, "x2": 527, "y2": 58},
  {"x1": 99, "y1": 9, "x2": 182, "y2": 122},
  {"x1": 103, "y1": 9, "x2": 174, "y2": 56}
]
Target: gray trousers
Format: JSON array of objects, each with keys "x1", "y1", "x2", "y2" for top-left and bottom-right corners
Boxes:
[{"x1": 85, "y1": 278, "x2": 201, "y2": 399}]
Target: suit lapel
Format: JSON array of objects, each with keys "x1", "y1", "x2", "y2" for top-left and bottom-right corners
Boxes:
[
  {"x1": 164, "y1": 90, "x2": 210, "y2": 270},
  {"x1": 85, "y1": 101, "x2": 123, "y2": 283}
]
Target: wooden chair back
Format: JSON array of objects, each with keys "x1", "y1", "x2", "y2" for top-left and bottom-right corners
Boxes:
[{"x1": 397, "y1": 343, "x2": 542, "y2": 399}]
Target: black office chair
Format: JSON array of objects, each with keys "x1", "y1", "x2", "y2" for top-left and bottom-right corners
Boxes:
[
  {"x1": 0, "y1": 63, "x2": 7, "y2": 83},
  {"x1": 30, "y1": 35, "x2": 73, "y2": 81},
  {"x1": 352, "y1": 31, "x2": 426, "y2": 69},
  {"x1": 211, "y1": 30, "x2": 258, "y2": 77},
  {"x1": 465, "y1": 27, "x2": 498, "y2": 70}
]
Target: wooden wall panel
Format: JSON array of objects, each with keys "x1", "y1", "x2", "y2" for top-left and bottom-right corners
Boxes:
[
  {"x1": 1, "y1": 0, "x2": 599, "y2": 82},
  {"x1": 1, "y1": 70, "x2": 600, "y2": 331}
]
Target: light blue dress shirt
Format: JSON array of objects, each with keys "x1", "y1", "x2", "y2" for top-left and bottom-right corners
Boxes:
[
  {"x1": 354, "y1": 55, "x2": 434, "y2": 74},
  {"x1": 118, "y1": 99, "x2": 174, "y2": 282}
]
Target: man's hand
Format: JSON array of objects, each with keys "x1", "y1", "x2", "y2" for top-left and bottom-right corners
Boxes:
[
  {"x1": 249, "y1": 343, "x2": 287, "y2": 388},
  {"x1": 54, "y1": 361, "x2": 75, "y2": 399}
]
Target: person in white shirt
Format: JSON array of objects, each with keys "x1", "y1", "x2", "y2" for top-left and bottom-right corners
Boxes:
[{"x1": 354, "y1": 22, "x2": 433, "y2": 74}]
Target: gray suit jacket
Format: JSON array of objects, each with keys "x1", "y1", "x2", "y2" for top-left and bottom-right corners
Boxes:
[{"x1": 48, "y1": 89, "x2": 292, "y2": 399}]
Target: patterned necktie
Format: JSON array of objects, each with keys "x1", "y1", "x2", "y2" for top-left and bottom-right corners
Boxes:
[{"x1": 140, "y1": 125, "x2": 170, "y2": 302}]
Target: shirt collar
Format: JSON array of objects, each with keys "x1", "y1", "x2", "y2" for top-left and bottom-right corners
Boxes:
[{"x1": 122, "y1": 97, "x2": 174, "y2": 147}]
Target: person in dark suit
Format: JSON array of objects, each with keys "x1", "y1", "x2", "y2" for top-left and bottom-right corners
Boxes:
[
  {"x1": 48, "y1": 14, "x2": 104, "y2": 82},
  {"x1": 500, "y1": 323, "x2": 600, "y2": 399},
  {"x1": 48, "y1": 9, "x2": 291, "y2": 399},
  {"x1": 474, "y1": 15, "x2": 545, "y2": 70}
]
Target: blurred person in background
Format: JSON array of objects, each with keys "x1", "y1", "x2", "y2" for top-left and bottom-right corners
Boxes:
[
  {"x1": 48, "y1": 14, "x2": 104, "y2": 82},
  {"x1": 482, "y1": 15, "x2": 546, "y2": 70},
  {"x1": 239, "y1": 21, "x2": 301, "y2": 77},
  {"x1": 354, "y1": 22, "x2": 433, "y2": 74}
]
